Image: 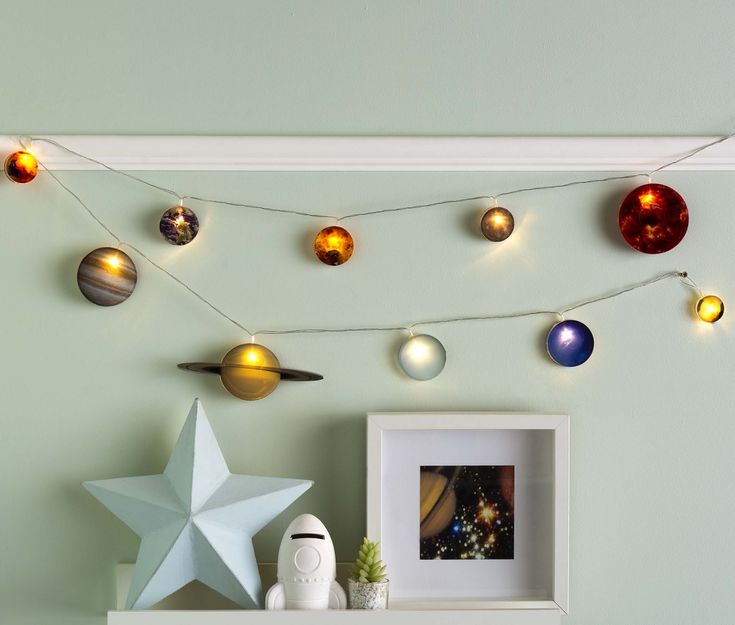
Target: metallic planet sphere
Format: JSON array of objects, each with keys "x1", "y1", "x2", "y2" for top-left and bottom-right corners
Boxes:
[
  {"x1": 398, "y1": 334, "x2": 446, "y2": 380},
  {"x1": 480, "y1": 206, "x2": 514, "y2": 242},
  {"x1": 220, "y1": 343, "x2": 282, "y2": 401},
  {"x1": 546, "y1": 319, "x2": 594, "y2": 367}
]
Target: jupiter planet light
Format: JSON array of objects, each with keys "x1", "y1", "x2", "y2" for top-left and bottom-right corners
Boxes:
[
  {"x1": 4, "y1": 150, "x2": 38, "y2": 183},
  {"x1": 77, "y1": 247, "x2": 138, "y2": 306},
  {"x1": 618, "y1": 183, "x2": 688, "y2": 254},
  {"x1": 480, "y1": 206, "x2": 514, "y2": 242},
  {"x1": 314, "y1": 226, "x2": 354, "y2": 265},
  {"x1": 546, "y1": 319, "x2": 594, "y2": 367},
  {"x1": 159, "y1": 205, "x2": 199, "y2": 246},
  {"x1": 696, "y1": 295, "x2": 725, "y2": 323},
  {"x1": 178, "y1": 343, "x2": 322, "y2": 400}
]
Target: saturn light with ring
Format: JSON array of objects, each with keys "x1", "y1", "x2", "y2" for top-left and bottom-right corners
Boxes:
[{"x1": 178, "y1": 343, "x2": 322, "y2": 400}]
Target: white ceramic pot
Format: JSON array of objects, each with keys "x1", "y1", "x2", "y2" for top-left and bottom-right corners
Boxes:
[{"x1": 348, "y1": 578, "x2": 389, "y2": 610}]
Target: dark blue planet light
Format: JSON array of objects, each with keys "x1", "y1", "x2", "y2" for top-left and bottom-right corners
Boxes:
[{"x1": 546, "y1": 319, "x2": 594, "y2": 367}]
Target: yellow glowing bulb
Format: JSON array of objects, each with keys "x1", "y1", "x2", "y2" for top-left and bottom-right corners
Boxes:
[
  {"x1": 175, "y1": 215, "x2": 185, "y2": 226},
  {"x1": 105, "y1": 255, "x2": 121, "y2": 270},
  {"x1": 696, "y1": 295, "x2": 724, "y2": 323}
]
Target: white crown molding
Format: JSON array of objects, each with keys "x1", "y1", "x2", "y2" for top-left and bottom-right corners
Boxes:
[{"x1": 1, "y1": 135, "x2": 734, "y2": 171}]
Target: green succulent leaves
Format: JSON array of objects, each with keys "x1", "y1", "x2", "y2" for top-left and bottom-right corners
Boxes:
[{"x1": 351, "y1": 537, "x2": 388, "y2": 583}]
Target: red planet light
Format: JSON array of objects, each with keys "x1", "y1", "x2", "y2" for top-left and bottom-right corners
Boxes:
[{"x1": 618, "y1": 183, "x2": 688, "y2": 254}]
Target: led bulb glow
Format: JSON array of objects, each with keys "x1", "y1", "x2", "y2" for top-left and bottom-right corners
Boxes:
[
  {"x1": 4, "y1": 150, "x2": 38, "y2": 183},
  {"x1": 696, "y1": 295, "x2": 724, "y2": 323},
  {"x1": 397, "y1": 334, "x2": 446, "y2": 380},
  {"x1": 480, "y1": 206, "x2": 514, "y2": 242},
  {"x1": 314, "y1": 226, "x2": 354, "y2": 265}
]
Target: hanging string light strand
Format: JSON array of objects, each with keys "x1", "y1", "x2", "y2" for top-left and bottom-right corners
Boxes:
[{"x1": 26, "y1": 132, "x2": 735, "y2": 222}]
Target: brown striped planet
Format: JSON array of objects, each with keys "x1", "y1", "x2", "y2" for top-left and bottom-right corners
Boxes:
[{"x1": 77, "y1": 247, "x2": 137, "y2": 306}]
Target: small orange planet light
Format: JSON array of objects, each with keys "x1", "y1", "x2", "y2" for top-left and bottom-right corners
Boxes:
[
  {"x1": 696, "y1": 295, "x2": 724, "y2": 323},
  {"x1": 480, "y1": 206, "x2": 514, "y2": 242},
  {"x1": 4, "y1": 150, "x2": 38, "y2": 183},
  {"x1": 178, "y1": 343, "x2": 323, "y2": 401},
  {"x1": 314, "y1": 226, "x2": 354, "y2": 266}
]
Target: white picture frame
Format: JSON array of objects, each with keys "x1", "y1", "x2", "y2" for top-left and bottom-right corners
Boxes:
[{"x1": 367, "y1": 412, "x2": 569, "y2": 613}]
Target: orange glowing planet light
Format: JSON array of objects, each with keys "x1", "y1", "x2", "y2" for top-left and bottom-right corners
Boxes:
[
  {"x1": 314, "y1": 226, "x2": 354, "y2": 265},
  {"x1": 618, "y1": 183, "x2": 689, "y2": 254},
  {"x1": 4, "y1": 150, "x2": 38, "y2": 183},
  {"x1": 178, "y1": 343, "x2": 323, "y2": 400}
]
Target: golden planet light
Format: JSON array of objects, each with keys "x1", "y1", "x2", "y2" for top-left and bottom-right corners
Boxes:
[
  {"x1": 4, "y1": 150, "x2": 38, "y2": 183},
  {"x1": 480, "y1": 206, "x2": 514, "y2": 242},
  {"x1": 696, "y1": 295, "x2": 724, "y2": 323},
  {"x1": 314, "y1": 226, "x2": 354, "y2": 265},
  {"x1": 178, "y1": 343, "x2": 323, "y2": 401}
]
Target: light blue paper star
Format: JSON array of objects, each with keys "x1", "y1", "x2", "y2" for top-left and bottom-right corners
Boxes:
[{"x1": 83, "y1": 398, "x2": 312, "y2": 609}]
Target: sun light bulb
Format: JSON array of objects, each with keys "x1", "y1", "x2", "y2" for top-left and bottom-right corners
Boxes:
[
  {"x1": 618, "y1": 183, "x2": 688, "y2": 254},
  {"x1": 4, "y1": 150, "x2": 38, "y2": 183},
  {"x1": 696, "y1": 295, "x2": 724, "y2": 323}
]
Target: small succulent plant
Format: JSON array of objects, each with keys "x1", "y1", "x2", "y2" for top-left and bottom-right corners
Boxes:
[{"x1": 351, "y1": 537, "x2": 388, "y2": 584}]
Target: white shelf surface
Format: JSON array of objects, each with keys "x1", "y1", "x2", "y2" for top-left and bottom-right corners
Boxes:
[
  {"x1": 111, "y1": 564, "x2": 561, "y2": 624},
  {"x1": 2, "y1": 134, "x2": 734, "y2": 171},
  {"x1": 108, "y1": 609, "x2": 561, "y2": 624}
]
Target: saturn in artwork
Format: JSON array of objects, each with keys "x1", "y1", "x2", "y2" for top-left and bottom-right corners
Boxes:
[{"x1": 178, "y1": 343, "x2": 322, "y2": 400}]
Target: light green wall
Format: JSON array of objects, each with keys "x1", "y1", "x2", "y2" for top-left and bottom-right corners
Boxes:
[{"x1": 1, "y1": 2, "x2": 735, "y2": 624}]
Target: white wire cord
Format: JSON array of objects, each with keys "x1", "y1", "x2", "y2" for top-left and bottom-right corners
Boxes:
[{"x1": 25, "y1": 133, "x2": 727, "y2": 339}]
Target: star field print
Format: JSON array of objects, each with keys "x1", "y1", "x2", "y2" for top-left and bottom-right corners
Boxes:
[{"x1": 419, "y1": 465, "x2": 514, "y2": 560}]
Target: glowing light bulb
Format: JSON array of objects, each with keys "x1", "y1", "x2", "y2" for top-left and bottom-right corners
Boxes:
[
  {"x1": 397, "y1": 334, "x2": 446, "y2": 380},
  {"x1": 619, "y1": 184, "x2": 688, "y2": 253},
  {"x1": 696, "y1": 295, "x2": 724, "y2": 323},
  {"x1": 77, "y1": 247, "x2": 137, "y2": 306},
  {"x1": 220, "y1": 343, "x2": 282, "y2": 400},
  {"x1": 4, "y1": 150, "x2": 38, "y2": 183},
  {"x1": 314, "y1": 226, "x2": 354, "y2": 265},
  {"x1": 546, "y1": 320, "x2": 594, "y2": 367},
  {"x1": 159, "y1": 205, "x2": 199, "y2": 246},
  {"x1": 480, "y1": 206, "x2": 514, "y2": 242}
]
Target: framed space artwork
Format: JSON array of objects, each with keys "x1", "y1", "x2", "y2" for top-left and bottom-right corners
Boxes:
[{"x1": 367, "y1": 412, "x2": 569, "y2": 612}]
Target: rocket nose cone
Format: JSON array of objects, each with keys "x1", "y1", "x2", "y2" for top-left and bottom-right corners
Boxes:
[{"x1": 287, "y1": 513, "x2": 328, "y2": 536}]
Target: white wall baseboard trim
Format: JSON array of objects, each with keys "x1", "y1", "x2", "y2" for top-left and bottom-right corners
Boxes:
[{"x1": 1, "y1": 135, "x2": 734, "y2": 172}]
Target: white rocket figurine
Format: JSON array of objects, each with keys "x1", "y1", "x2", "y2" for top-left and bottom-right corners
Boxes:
[{"x1": 265, "y1": 513, "x2": 347, "y2": 610}]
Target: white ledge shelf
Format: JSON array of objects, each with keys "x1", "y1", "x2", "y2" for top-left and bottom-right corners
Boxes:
[
  {"x1": 111, "y1": 564, "x2": 561, "y2": 624},
  {"x1": 108, "y1": 609, "x2": 561, "y2": 625},
  {"x1": 2, "y1": 134, "x2": 734, "y2": 171}
]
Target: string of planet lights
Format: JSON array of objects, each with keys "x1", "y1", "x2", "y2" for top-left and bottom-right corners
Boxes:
[{"x1": 2, "y1": 135, "x2": 728, "y2": 401}]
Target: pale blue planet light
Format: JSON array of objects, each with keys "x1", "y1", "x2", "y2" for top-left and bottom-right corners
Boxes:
[{"x1": 397, "y1": 334, "x2": 446, "y2": 380}]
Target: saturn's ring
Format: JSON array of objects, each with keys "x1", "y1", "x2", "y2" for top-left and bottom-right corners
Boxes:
[{"x1": 177, "y1": 362, "x2": 323, "y2": 382}]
